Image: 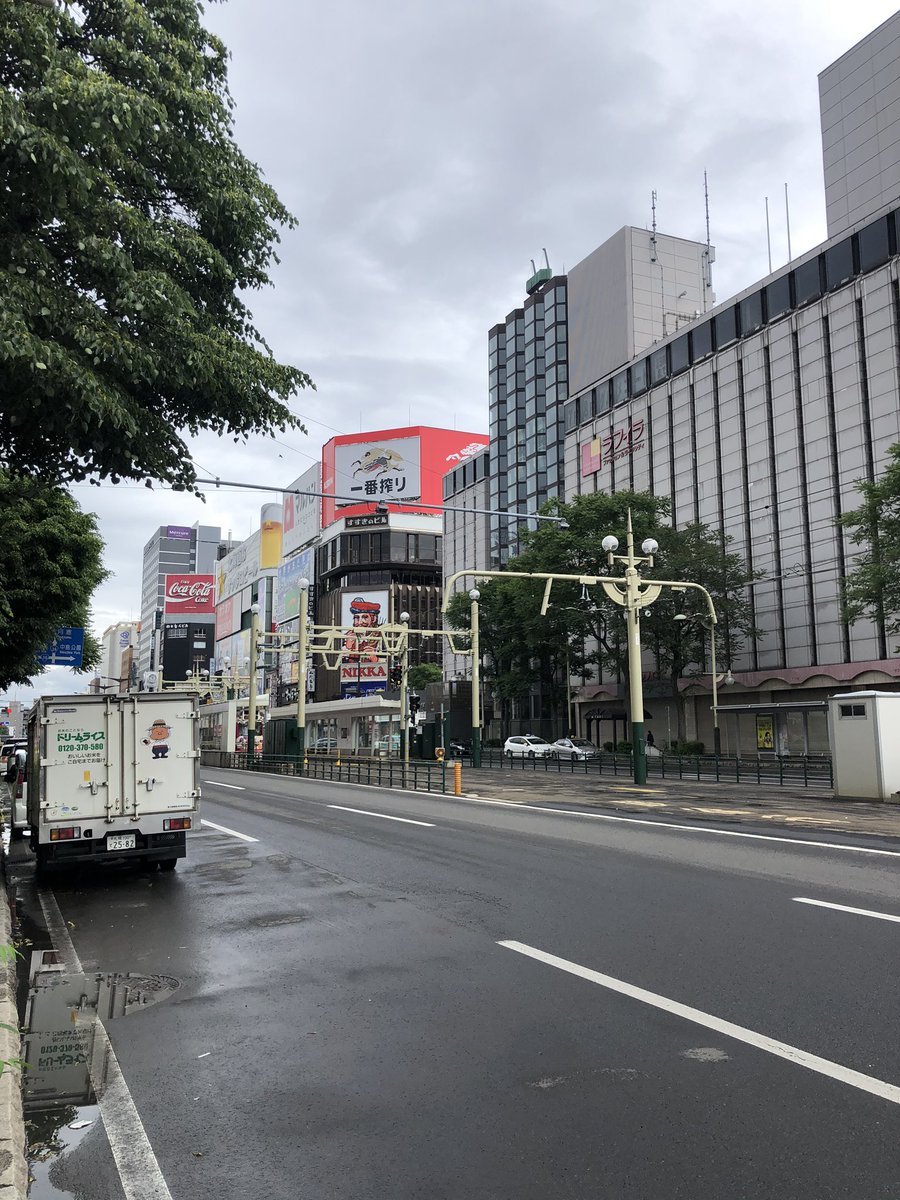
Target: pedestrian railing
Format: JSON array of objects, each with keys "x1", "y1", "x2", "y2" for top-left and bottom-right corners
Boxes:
[
  {"x1": 476, "y1": 749, "x2": 833, "y2": 788},
  {"x1": 200, "y1": 750, "x2": 448, "y2": 794}
]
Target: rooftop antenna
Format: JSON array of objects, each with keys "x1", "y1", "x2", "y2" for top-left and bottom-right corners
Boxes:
[
  {"x1": 784, "y1": 182, "x2": 792, "y2": 262},
  {"x1": 765, "y1": 196, "x2": 773, "y2": 274},
  {"x1": 530, "y1": 258, "x2": 537, "y2": 275},
  {"x1": 650, "y1": 190, "x2": 658, "y2": 262},
  {"x1": 542, "y1": 248, "x2": 550, "y2": 271},
  {"x1": 703, "y1": 170, "x2": 713, "y2": 311}
]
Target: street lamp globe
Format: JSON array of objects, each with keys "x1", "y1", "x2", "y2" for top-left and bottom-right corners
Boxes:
[
  {"x1": 299, "y1": 577, "x2": 310, "y2": 591},
  {"x1": 641, "y1": 537, "x2": 659, "y2": 556},
  {"x1": 469, "y1": 589, "x2": 480, "y2": 601},
  {"x1": 400, "y1": 611, "x2": 410, "y2": 623},
  {"x1": 601, "y1": 535, "x2": 619, "y2": 553}
]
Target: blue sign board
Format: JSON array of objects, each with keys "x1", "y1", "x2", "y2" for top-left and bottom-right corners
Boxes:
[{"x1": 36, "y1": 627, "x2": 85, "y2": 668}]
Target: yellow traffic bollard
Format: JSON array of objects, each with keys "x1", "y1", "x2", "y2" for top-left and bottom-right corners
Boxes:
[
  {"x1": 435, "y1": 746, "x2": 445, "y2": 763},
  {"x1": 454, "y1": 760, "x2": 462, "y2": 796}
]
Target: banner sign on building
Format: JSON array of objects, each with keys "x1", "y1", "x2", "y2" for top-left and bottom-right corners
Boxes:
[
  {"x1": 215, "y1": 595, "x2": 239, "y2": 641},
  {"x1": 581, "y1": 418, "x2": 645, "y2": 476},
  {"x1": 282, "y1": 464, "x2": 321, "y2": 556},
  {"x1": 334, "y1": 436, "x2": 421, "y2": 508},
  {"x1": 339, "y1": 590, "x2": 389, "y2": 696},
  {"x1": 275, "y1": 547, "x2": 315, "y2": 627},
  {"x1": 164, "y1": 574, "x2": 215, "y2": 614},
  {"x1": 166, "y1": 525, "x2": 192, "y2": 541},
  {"x1": 259, "y1": 503, "x2": 283, "y2": 569},
  {"x1": 345, "y1": 514, "x2": 389, "y2": 529},
  {"x1": 321, "y1": 427, "x2": 488, "y2": 527}
]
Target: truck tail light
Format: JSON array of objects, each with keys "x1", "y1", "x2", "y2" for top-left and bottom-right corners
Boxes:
[
  {"x1": 50, "y1": 826, "x2": 81, "y2": 841},
  {"x1": 163, "y1": 817, "x2": 192, "y2": 831}
]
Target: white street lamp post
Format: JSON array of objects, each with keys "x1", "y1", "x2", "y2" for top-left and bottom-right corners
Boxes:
[{"x1": 248, "y1": 602, "x2": 260, "y2": 763}]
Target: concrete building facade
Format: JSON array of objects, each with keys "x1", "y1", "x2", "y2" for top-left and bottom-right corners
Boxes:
[{"x1": 821, "y1": 10, "x2": 900, "y2": 239}]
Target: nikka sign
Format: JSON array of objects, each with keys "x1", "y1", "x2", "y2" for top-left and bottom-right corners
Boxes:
[{"x1": 164, "y1": 574, "x2": 215, "y2": 614}]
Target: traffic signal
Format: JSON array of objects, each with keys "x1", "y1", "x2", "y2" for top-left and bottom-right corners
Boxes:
[
  {"x1": 388, "y1": 664, "x2": 403, "y2": 690},
  {"x1": 409, "y1": 694, "x2": 420, "y2": 717}
]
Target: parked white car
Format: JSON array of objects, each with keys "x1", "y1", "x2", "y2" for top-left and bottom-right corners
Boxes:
[
  {"x1": 552, "y1": 737, "x2": 599, "y2": 760},
  {"x1": 504, "y1": 735, "x2": 555, "y2": 758}
]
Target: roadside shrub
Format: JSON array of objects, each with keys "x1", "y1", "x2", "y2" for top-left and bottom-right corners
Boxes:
[{"x1": 670, "y1": 740, "x2": 705, "y2": 756}]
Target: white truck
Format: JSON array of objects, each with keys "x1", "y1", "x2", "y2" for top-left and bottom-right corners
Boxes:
[{"x1": 26, "y1": 692, "x2": 200, "y2": 876}]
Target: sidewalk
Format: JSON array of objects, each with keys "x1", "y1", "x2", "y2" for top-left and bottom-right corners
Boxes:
[{"x1": 457, "y1": 767, "x2": 900, "y2": 841}]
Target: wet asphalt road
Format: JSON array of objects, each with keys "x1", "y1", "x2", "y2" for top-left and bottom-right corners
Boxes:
[{"x1": 11, "y1": 768, "x2": 900, "y2": 1199}]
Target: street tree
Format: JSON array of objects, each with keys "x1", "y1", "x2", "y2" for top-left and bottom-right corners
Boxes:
[
  {"x1": 0, "y1": 473, "x2": 107, "y2": 686},
  {"x1": 446, "y1": 492, "x2": 759, "y2": 743},
  {"x1": 838, "y1": 443, "x2": 900, "y2": 639},
  {"x1": 0, "y1": 0, "x2": 310, "y2": 490},
  {"x1": 407, "y1": 663, "x2": 443, "y2": 691}
]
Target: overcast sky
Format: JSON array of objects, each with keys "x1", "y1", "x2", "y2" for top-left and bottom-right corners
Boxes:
[{"x1": 21, "y1": 0, "x2": 900, "y2": 703}]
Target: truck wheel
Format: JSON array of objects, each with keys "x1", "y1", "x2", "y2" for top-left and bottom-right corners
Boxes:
[
  {"x1": 35, "y1": 846, "x2": 50, "y2": 881},
  {"x1": 159, "y1": 859, "x2": 177, "y2": 872}
]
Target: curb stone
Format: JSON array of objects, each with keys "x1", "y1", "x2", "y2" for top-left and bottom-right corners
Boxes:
[{"x1": 0, "y1": 849, "x2": 26, "y2": 1200}]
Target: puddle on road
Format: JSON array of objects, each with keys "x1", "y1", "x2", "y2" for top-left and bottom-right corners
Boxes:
[{"x1": 13, "y1": 905, "x2": 181, "y2": 1197}]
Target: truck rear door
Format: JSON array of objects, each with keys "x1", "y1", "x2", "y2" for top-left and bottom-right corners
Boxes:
[
  {"x1": 123, "y1": 695, "x2": 199, "y2": 818},
  {"x1": 43, "y1": 699, "x2": 118, "y2": 824}
]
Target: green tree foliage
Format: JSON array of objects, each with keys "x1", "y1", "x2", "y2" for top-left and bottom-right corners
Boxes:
[
  {"x1": 407, "y1": 663, "x2": 443, "y2": 691},
  {"x1": 0, "y1": 0, "x2": 310, "y2": 489},
  {"x1": 0, "y1": 474, "x2": 107, "y2": 686},
  {"x1": 446, "y1": 492, "x2": 759, "y2": 739},
  {"x1": 838, "y1": 443, "x2": 900, "y2": 638}
]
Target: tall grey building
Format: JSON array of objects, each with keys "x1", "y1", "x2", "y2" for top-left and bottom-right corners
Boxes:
[
  {"x1": 821, "y1": 10, "x2": 900, "y2": 239},
  {"x1": 138, "y1": 524, "x2": 224, "y2": 677}
]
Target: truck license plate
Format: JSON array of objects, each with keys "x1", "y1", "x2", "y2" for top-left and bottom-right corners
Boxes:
[{"x1": 108, "y1": 833, "x2": 136, "y2": 851}]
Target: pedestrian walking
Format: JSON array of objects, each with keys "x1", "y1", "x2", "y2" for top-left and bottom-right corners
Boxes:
[{"x1": 645, "y1": 730, "x2": 655, "y2": 748}]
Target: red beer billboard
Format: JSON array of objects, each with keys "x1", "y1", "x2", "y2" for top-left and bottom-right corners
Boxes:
[{"x1": 164, "y1": 574, "x2": 215, "y2": 614}]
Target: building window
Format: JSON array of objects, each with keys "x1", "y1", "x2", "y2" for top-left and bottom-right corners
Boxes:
[
  {"x1": 649, "y1": 345, "x2": 668, "y2": 386},
  {"x1": 612, "y1": 371, "x2": 629, "y2": 405},
  {"x1": 765, "y1": 274, "x2": 791, "y2": 321},
  {"x1": 838, "y1": 703, "x2": 866, "y2": 719},
  {"x1": 630, "y1": 358, "x2": 649, "y2": 395},
  {"x1": 857, "y1": 215, "x2": 892, "y2": 273},
  {"x1": 714, "y1": 307, "x2": 737, "y2": 348},
  {"x1": 738, "y1": 291, "x2": 764, "y2": 335},
  {"x1": 595, "y1": 380, "x2": 610, "y2": 414},
  {"x1": 824, "y1": 238, "x2": 854, "y2": 291},
  {"x1": 691, "y1": 322, "x2": 713, "y2": 361},
  {"x1": 793, "y1": 257, "x2": 823, "y2": 306},
  {"x1": 670, "y1": 334, "x2": 690, "y2": 375}
]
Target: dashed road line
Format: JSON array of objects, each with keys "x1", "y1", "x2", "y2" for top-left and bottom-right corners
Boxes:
[{"x1": 499, "y1": 939, "x2": 900, "y2": 1106}]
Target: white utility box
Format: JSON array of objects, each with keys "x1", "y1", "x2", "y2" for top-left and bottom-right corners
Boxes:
[{"x1": 827, "y1": 690, "x2": 900, "y2": 802}]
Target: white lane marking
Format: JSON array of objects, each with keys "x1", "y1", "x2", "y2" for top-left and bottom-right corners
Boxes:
[
  {"x1": 462, "y1": 796, "x2": 900, "y2": 858},
  {"x1": 327, "y1": 804, "x2": 435, "y2": 827},
  {"x1": 200, "y1": 818, "x2": 259, "y2": 843},
  {"x1": 499, "y1": 940, "x2": 900, "y2": 1106},
  {"x1": 201, "y1": 779, "x2": 245, "y2": 790},
  {"x1": 38, "y1": 890, "x2": 174, "y2": 1200},
  {"x1": 793, "y1": 897, "x2": 900, "y2": 924}
]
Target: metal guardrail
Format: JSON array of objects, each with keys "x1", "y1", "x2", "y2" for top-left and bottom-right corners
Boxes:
[
  {"x1": 200, "y1": 750, "x2": 448, "y2": 794},
  {"x1": 477, "y1": 749, "x2": 833, "y2": 788}
]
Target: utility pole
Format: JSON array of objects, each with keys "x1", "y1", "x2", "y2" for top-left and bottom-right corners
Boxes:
[
  {"x1": 248, "y1": 601, "x2": 260, "y2": 763},
  {"x1": 469, "y1": 589, "x2": 482, "y2": 768},
  {"x1": 296, "y1": 579, "x2": 309, "y2": 767},
  {"x1": 399, "y1": 611, "x2": 410, "y2": 784}
]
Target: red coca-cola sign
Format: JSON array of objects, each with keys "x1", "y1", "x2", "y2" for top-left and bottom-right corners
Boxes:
[{"x1": 164, "y1": 574, "x2": 215, "y2": 614}]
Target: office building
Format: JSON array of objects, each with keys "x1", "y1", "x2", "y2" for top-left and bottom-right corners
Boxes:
[
  {"x1": 457, "y1": 12, "x2": 900, "y2": 752},
  {"x1": 138, "y1": 523, "x2": 226, "y2": 679}
]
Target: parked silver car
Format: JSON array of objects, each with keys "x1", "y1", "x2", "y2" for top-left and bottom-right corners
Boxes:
[
  {"x1": 503, "y1": 735, "x2": 555, "y2": 759},
  {"x1": 552, "y1": 737, "x2": 599, "y2": 761}
]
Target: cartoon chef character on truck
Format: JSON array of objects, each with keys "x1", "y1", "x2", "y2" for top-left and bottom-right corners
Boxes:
[{"x1": 143, "y1": 718, "x2": 172, "y2": 759}]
